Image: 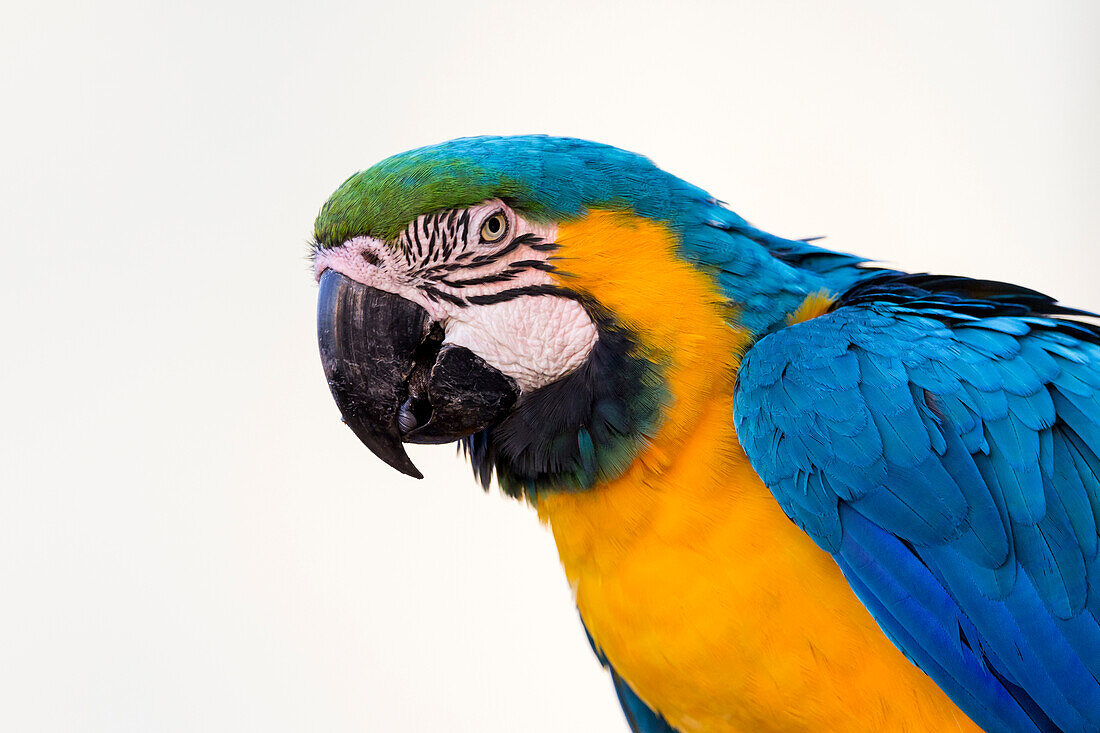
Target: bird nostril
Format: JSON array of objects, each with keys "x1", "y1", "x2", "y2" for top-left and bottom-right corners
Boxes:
[{"x1": 361, "y1": 249, "x2": 382, "y2": 267}]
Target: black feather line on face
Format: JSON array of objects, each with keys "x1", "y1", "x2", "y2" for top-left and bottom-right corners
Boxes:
[
  {"x1": 467, "y1": 251, "x2": 502, "y2": 267},
  {"x1": 411, "y1": 218, "x2": 424, "y2": 260},
  {"x1": 457, "y1": 210, "x2": 470, "y2": 246},
  {"x1": 442, "y1": 213, "x2": 458, "y2": 261},
  {"x1": 507, "y1": 259, "x2": 556, "y2": 272},
  {"x1": 441, "y1": 272, "x2": 519, "y2": 289},
  {"x1": 466, "y1": 233, "x2": 542, "y2": 266},
  {"x1": 442, "y1": 261, "x2": 556, "y2": 289},
  {"x1": 465, "y1": 284, "x2": 583, "y2": 306},
  {"x1": 504, "y1": 232, "x2": 544, "y2": 250},
  {"x1": 421, "y1": 285, "x2": 467, "y2": 307},
  {"x1": 424, "y1": 213, "x2": 436, "y2": 259}
]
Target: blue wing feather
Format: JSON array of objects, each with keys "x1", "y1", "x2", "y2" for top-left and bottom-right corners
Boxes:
[
  {"x1": 609, "y1": 671, "x2": 680, "y2": 733},
  {"x1": 735, "y1": 274, "x2": 1100, "y2": 733},
  {"x1": 582, "y1": 622, "x2": 681, "y2": 733}
]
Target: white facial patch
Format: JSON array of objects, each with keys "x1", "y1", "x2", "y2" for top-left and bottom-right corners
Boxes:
[
  {"x1": 312, "y1": 202, "x2": 599, "y2": 393},
  {"x1": 443, "y1": 295, "x2": 598, "y2": 392}
]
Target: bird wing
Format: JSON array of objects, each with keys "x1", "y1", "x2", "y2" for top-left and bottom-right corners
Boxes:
[{"x1": 734, "y1": 274, "x2": 1100, "y2": 733}]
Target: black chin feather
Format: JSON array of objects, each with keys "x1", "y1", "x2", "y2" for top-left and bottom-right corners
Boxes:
[{"x1": 461, "y1": 308, "x2": 665, "y2": 499}]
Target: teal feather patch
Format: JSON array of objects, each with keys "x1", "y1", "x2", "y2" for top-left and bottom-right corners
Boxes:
[{"x1": 736, "y1": 273, "x2": 1100, "y2": 732}]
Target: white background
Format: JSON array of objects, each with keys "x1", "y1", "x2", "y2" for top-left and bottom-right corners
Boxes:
[{"x1": 2, "y1": 1, "x2": 1097, "y2": 731}]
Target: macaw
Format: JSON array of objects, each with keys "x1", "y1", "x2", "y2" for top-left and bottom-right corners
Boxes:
[{"x1": 310, "y1": 136, "x2": 1100, "y2": 733}]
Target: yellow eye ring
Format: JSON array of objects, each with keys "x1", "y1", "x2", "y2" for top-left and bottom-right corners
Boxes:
[{"x1": 479, "y1": 212, "x2": 509, "y2": 244}]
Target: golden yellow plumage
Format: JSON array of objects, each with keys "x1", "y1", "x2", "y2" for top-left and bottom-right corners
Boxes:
[{"x1": 536, "y1": 211, "x2": 981, "y2": 732}]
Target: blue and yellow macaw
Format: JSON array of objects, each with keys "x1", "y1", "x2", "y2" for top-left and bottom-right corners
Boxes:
[{"x1": 310, "y1": 136, "x2": 1100, "y2": 732}]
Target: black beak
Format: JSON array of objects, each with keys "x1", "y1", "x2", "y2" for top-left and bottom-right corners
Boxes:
[{"x1": 317, "y1": 270, "x2": 519, "y2": 479}]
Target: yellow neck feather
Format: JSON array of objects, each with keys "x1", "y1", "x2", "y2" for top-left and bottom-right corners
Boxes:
[{"x1": 546, "y1": 209, "x2": 751, "y2": 457}]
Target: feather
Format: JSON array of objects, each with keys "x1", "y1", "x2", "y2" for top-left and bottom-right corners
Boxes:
[{"x1": 736, "y1": 272, "x2": 1100, "y2": 731}]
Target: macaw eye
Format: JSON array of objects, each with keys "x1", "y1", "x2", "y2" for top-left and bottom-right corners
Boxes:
[{"x1": 479, "y1": 212, "x2": 509, "y2": 244}]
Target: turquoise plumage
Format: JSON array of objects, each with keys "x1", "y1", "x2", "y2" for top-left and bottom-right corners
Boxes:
[{"x1": 736, "y1": 274, "x2": 1100, "y2": 732}]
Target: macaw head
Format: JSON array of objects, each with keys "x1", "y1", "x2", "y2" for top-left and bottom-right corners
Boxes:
[{"x1": 312, "y1": 136, "x2": 824, "y2": 497}]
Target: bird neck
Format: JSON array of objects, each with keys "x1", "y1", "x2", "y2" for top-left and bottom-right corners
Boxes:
[{"x1": 462, "y1": 208, "x2": 828, "y2": 500}]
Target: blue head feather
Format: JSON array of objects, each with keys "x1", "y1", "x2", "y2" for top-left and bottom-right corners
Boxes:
[{"x1": 315, "y1": 135, "x2": 881, "y2": 335}]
